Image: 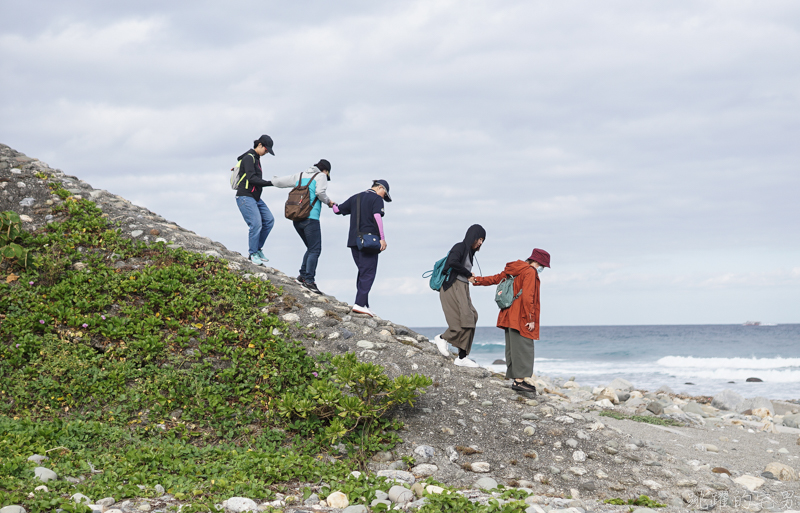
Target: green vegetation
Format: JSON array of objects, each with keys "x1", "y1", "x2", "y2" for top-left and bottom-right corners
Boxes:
[
  {"x1": 599, "y1": 410, "x2": 684, "y2": 427},
  {"x1": 0, "y1": 185, "x2": 431, "y2": 511},
  {"x1": 604, "y1": 494, "x2": 666, "y2": 508},
  {"x1": 418, "y1": 493, "x2": 529, "y2": 512},
  {"x1": 1, "y1": 211, "x2": 31, "y2": 268}
]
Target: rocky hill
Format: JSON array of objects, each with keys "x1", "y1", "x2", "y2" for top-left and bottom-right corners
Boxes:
[{"x1": 2, "y1": 143, "x2": 800, "y2": 513}]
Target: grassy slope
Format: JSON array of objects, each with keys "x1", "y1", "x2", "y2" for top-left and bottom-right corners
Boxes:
[{"x1": 0, "y1": 184, "x2": 430, "y2": 512}]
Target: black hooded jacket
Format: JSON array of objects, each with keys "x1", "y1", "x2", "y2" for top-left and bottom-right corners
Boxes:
[
  {"x1": 442, "y1": 224, "x2": 486, "y2": 291},
  {"x1": 235, "y1": 149, "x2": 273, "y2": 201}
]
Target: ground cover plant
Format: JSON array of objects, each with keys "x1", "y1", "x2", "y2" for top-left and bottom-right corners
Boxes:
[
  {"x1": 598, "y1": 410, "x2": 684, "y2": 427},
  {"x1": 0, "y1": 185, "x2": 431, "y2": 511}
]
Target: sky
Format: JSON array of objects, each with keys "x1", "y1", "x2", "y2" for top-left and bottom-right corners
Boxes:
[{"x1": 1, "y1": 0, "x2": 799, "y2": 328}]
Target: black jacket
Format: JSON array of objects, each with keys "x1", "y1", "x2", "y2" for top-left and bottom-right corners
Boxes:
[
  {"x1": 235, "y1": 149, "x2": 273, "y2": 201},
  {"x1": 442, "y1": 224, "x2": 486, "y2": 291}
]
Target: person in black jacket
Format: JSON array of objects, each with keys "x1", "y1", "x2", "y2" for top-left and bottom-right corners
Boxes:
[
  {"x1": 434, "y1": 224, "x2": 486, "y2": 367},
  {"x1": 235, "y1": 135, "x2": 276, "y2": 266}
]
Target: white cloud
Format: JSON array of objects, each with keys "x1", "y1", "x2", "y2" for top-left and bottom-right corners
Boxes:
[{"x1": 1, "y1": 0, "x2": 799, "y2": 325}]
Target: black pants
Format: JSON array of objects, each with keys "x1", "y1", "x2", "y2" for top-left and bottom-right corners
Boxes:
[{"x1": 350, "y1": 247, "x2": 379, "y2": 307}]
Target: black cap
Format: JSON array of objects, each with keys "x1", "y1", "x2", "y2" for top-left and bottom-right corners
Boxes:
[
  {"x1": 255, "y1": 135, "x2": 275, "y2": 155},
  {"x1": 315, "y1": 159, "x2": 331, "y2": 180},
  {"x1": 372, "y1": 179, "x2": 392, "y2": 202}
]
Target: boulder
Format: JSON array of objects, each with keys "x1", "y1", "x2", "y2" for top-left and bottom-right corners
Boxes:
[
  {"x1": 0, "y1": 507, "x2": 26, "y2": 513},
  {"x1": 608, "y1": 378, "x2": 634, "y2": 392},
  {"x1": 646, "y1": 401, "x2": 664, "y2": 415},
  {"x1": 681, "y1": 402, "x2": 707, "y2": 417},
  {"x1": 783, "y1": 413, "x2": 800, "y2": 429},
  {"x1": 656, "y1": 385, "x2": 674, "y2": 394},
  {"x1": 738, "y1": 397, "x2": 774, "y2": 416},
  {"x1": 388, "y1": 486, "x2": 413, "y2": 505},
  {"x1": 764, "y1": 462, "x2": 797, "y2": 481},
  {"x1": 626, "y1": 397, "x2": 647, "y2": 408},
  {"x1": 594, "y1": 387, "x2": 619, "y2": 404},
  {"x1": 475, "y1": 477, "x2": 498, "y2": 490},
  {"x1": 711, "y1": 389, "x2": 744, "y2": 411},
  {"x1": 33, "y1": 467, "x2": 57, "y2": 482},
  {"x1": 410, "y1": 464, "x2": 437, "y2": 477}
]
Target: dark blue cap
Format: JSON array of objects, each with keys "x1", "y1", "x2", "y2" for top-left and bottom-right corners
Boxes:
[{"x1": 372, "y1": 179, "x2": 392, "y2": 202}]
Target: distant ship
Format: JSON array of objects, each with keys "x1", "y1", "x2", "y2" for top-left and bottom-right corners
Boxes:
[{"x1": 743, "y1": 321, "x2": 761, "y2": 326}]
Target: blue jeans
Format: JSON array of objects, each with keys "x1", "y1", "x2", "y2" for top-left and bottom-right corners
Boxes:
[
  {"x1": 293, "y1": 218, "x2": 321, "y2": 282},
  {"x1": 236, "y1": 196, "x2": 274, "y2": 256}
]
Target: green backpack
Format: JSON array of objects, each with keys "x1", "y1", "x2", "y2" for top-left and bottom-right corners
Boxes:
[
  {"x1": 495, "y1": 276, "x2": 522, "y2": 309},
  {"x1": 422, "y1": 252, "x2": 451, "y2": 291}
]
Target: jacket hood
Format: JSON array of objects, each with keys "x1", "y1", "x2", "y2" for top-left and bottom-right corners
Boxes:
[
  {"x1": 506, "y1": 259, "x2": 535, "y2": 277},
  {"x1": 462, "y1": 224, "x2": 486, "y2": 248},
  {"x1": 238, "y1": 149, "x2": 258, "y2": 161}
]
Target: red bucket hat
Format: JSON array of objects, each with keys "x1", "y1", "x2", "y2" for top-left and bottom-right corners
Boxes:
[{"x1": 528, "y1": 248, "x2": 551, "y2": 268}]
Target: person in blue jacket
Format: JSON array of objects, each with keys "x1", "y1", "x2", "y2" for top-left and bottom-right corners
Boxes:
[{"x1": 332, "y1": 180, "x2": 391, "y2": 317}]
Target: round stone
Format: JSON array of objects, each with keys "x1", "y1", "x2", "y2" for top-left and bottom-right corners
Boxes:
[
  {"x1": 470, "y1": 462, "x2": 491, "y2": 473},
  {"x1": 326, "y1": 492, "x2": 349, "y2": 509},
  {"x1": 410, "y1": 463, "x2": 437, "y2": 477},
  {"x1": 33, "y1": 467, "x2": 57, "y2": 482},
  {"x1": 388, "y1": 485, "x2": 414, "y2": 504},
  {"x1": 413, "y1": 445, "x2": 435, "y2": 459},
  {"x1": 475, "y1": 477, "x2": 498, "y2": 490},
  {"x1": 222, "y1": 497, "x2": 258, "y2": 512}
]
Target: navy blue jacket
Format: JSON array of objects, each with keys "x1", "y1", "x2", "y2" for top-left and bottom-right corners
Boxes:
[{"x1": 335, "y1": 189, "x2": 385, "y2": 248}]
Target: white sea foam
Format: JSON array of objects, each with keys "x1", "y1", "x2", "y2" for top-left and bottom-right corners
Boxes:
[{"x1": 657, "y1": 355, "x2": 800, "y2": 370}]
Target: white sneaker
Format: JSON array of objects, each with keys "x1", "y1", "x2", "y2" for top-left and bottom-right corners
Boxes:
[
  {"x1": 433, "y1": 335, "x2": 450, "y2": 357},
  {"x1": 352, "y1": 304, "x2": 374, "y2": 317},
  {"x1": 454, "y1": 357, "x2": 479, "y2": 368}
]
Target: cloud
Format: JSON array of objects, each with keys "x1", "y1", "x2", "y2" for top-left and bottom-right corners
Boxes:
[{"x1": 1, "y1": 0, "x2": 799, "y2": 325}]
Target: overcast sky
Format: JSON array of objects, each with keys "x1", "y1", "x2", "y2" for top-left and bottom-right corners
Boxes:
[{"x1": 2, "y1": 0, "x2": 798, "y2": 327}]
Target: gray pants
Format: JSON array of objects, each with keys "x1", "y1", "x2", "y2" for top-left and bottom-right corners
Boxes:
[
  {"x1": 439, "y1": 280, "x2": 478, "y2": 354},
  {"x1": 504, "y1": 328, "x2": 535, "y2": 379}
]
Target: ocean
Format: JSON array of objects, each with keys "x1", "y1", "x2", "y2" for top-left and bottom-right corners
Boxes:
[{"x1": 411, "y1": 324, "x2": 800, "y2": 401}]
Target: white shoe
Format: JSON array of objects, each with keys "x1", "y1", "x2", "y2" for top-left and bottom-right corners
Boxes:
[
  {"x1": 454, "y1": 357, "x2": 479, "y2": 368},
  {"x1": 433, "y1": 335, "x2": 450, "y2": 357},
  {"x1": 352, "y1": 304, "x2": 374, "y2": 317}
]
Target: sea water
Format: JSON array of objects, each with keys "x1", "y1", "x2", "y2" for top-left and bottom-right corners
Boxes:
[{"x1": 412, "y1": 324, "x2": 800, "y2": 401}]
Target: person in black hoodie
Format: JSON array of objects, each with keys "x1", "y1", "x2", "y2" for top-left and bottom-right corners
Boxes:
[
  {"x1": 235, "y1": 135, "x2": 276, "y2": 266},
  {"x1": 434, "y1": 224, "x2": 486, "y2": 367}
]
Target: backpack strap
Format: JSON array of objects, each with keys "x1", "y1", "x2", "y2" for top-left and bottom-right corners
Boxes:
[
  {"x1": 356, "y1": 192, "x2": 362, "y2": 236},
  {"x1": 298, "y1": 171, "x2": 322, "y2": 210}
]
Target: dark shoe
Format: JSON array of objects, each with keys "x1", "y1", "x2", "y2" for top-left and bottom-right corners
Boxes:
[
  {"x1": 295, "y1": 276, "x2": 305, "y2": 285},
  {"x1": 511, "y1": 381, "x2": 537, "y2": 394},
  {"x1": 302, "y1": 281, "x2": 323, "y2": 295}
]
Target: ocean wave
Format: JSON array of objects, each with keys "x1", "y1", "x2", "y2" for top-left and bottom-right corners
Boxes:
[{"x1": 657, "y1": 356, "x2": 800, "y2": 370}]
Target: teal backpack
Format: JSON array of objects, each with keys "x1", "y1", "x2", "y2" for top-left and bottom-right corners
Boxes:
[
  {"x1": 495, "y1": 276, "x2": 522, "y2": 309},
  {"x1": 422, "y1": 252, "x2": 451, "y2": 291}
]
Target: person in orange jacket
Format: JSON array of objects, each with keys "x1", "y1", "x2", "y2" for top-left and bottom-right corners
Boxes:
[{"x1": 471, "y1": 248, "x2": 550, "y2": 393}]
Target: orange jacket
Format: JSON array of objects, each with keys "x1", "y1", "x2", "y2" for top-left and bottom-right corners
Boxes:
[{"x1": 473, "y1": 260, "x2": 540, "y2": 339}]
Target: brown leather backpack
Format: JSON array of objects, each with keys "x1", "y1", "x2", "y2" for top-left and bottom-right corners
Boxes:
[{"x1": 284, "y1": 172, "x2": 321, "y2": 221}]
